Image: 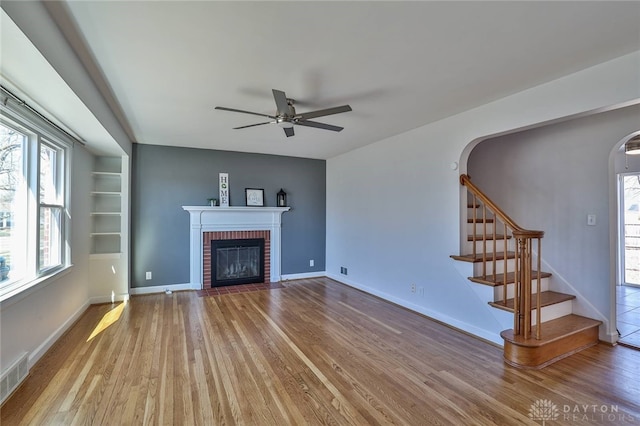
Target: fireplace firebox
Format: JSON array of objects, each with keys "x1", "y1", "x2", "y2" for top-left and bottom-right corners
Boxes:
[{"x1": 211, "y1": 238, "x2": 265, "y2": 287}]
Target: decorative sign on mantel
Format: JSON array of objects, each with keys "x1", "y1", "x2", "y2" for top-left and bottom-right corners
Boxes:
[{"x1": 219, "y1": 173, "x2": 229, "y2": 207}]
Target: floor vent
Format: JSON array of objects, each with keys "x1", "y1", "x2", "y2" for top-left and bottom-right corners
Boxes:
[{"x1": 1, "y1": 352, "x2": 29, "y2": 405}]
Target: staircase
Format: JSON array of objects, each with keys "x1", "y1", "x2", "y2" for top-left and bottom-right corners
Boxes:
[{"x1": 451, "y1": 174, "x2": 601, "y2": 369}]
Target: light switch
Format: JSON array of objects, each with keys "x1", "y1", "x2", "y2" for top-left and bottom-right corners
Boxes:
[{"x1": 587, "y1": 214, "x2": 596, "y2": 226}]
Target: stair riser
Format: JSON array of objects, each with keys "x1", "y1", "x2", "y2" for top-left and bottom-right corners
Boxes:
[
  {"x1": 490, "y1": 299, "x2": 572, "y2": 324},
  {"x1": 502, "y1": 323, "x2": 600, "y2": 369},
  {"x1": 473, "y1": 259, "x2": 515, "y2": 275},
  {"x1": 492, "y1": 278, "x2": 550, "y2": 300},
  {"x1": 532, "y1": 301, "x2": 573, "y2": 325},
  {"x1": 467, "y1": 223, "x2": 498, "y2": 235},
  {"x1": 465, "y1": 239, "x2": 512, "y2": 254}
]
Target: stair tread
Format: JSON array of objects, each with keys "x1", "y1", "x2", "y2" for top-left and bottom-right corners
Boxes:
[
  {"x1": 470, "y1": 271, "x2": 552, "y2": 286},
  {"x1": 467, "y1": 234, "x2": 511, "y2": 241},
  {"x1": 450, "y1": 251, "x2": 516, "y2": 263},
  {"x1": 489, "y1": 291, "x2": 575, "y2": 312},
  {"x1": 501, "y1": 314, "x2": 602, "y2": 347},
  {"x1": 467, "y1": 218, "x2": 494, "y2": 223}
]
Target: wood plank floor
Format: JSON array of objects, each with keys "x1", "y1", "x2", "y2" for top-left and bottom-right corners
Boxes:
[{"x1": 2, "y1": 277, "x2": 640, "y2": 425}]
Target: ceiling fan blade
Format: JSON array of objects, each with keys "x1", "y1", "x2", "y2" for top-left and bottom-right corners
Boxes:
[
  {"x1": 283, "y1": 127, "x2": 295, "y2": 137},
  {"x1": 298, "y1": 105, "x2": 352, "y2": 120},
  {"x1": 233, "y1": 121, "x2": 273, "y2": 130},
  {"x1": 272, "y1": 89, "x2": 290, "y2": 115},
  {"x1": 215, "y1": 106, "x2": 276, "y2": 119},
  {"x1": 296, "y1": 120, "x2": 344, "y2": 132}
]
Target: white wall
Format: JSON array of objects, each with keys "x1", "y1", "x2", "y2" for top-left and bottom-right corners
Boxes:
[
  {"x1": 326, "y1": 51, "x2": 640, "y2": 344},
  {"x1": 468, "y1": 104, "x2": 640, "y2": 337},
  {"x1": 0, "y1": 144, "x2": 94, "y2": 372}
]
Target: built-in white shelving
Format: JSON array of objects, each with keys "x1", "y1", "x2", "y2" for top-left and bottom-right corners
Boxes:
[{"x1": 91, "y1": 157, "x2": 122, "y2": 255}]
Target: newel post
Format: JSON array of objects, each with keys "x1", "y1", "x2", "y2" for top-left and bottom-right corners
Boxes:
[{"x1": 512, "y1": 230, "x2": 544, "y2": 340}]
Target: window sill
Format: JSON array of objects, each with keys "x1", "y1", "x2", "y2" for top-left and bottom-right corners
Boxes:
[{"x1": 0, "y1": 265, "x2": 74, "y2": 309}]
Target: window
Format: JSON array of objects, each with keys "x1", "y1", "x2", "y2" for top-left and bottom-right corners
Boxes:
[
  {"x1": 621, "y1": 174, "x2": 640, "y2": 285},
  {"x1": 0, "y1": 100, "x2": 72, "y2": 300},
  {"x1": 39, "y1": 142, "x2": 65, "y2": 271},
  {"x1": 0, "y1": 124, "x2": 25, "y2": 284}
]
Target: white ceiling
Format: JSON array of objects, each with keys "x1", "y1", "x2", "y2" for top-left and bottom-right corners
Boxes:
[{"x1": 7, "y1": 2, "x2": 640, "y2": 159}]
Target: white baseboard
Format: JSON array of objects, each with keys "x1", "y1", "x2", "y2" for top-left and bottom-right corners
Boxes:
[
  {"x1": 88, "y1": 293, "x2": 130, "y2": 305},
  {"x1": 325, "y1": 273, "x2": 504, "y2": 347},
  {"x1": 129, "y1": 283, "x2": 196, "y2": 295},
  {"x1": 281, "y1": 271, "x2": 327, "y2": 281},
  {"x1": 28, "y1": 300, "x2": 90, "y2": 369},
  {"x1": 602, "y1": 330, "x2": 618, "y2": 345}
]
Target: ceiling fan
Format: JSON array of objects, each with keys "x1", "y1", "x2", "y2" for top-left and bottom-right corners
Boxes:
[{"x1": 215, "y1": 89, "x2": 352, "y2": 137}]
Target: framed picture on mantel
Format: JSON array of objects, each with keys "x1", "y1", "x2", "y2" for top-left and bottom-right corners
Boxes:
[{"x1": 245, "y1": 188, "x2": 264, "y2": 207}]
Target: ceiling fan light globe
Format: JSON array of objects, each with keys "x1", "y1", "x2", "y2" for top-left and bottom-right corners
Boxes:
[{"x1": 277, "y1": 119, "x2": 294, "y2": 129}]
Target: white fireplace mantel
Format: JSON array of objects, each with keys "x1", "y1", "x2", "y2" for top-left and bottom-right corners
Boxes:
[{"x1": 183, "y1": 206, "x2": 290, "y2": 289}]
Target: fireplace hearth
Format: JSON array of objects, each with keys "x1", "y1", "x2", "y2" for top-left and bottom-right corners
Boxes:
[{"x1": 211, "y1": 238, "x2": 265, "y2": 287}]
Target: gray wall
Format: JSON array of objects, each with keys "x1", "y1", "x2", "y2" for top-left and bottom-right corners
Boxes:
[
  {"x1": 131, "y1": 144, "x2": 326, "y2": 288},
  {"x1": 468, "y1": 104, "x2": 640, "y2": 319}
]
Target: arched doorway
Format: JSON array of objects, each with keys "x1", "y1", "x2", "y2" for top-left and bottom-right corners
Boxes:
[{"x1": 615, "y1": 132, "x2": 640, "y2": 348}]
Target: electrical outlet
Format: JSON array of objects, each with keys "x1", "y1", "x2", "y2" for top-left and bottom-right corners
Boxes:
[
  {"x1": 340, "y1": 266, "x2": 348, "y2": 275},
  {"x1": 145, "y1": 271, "x2": 152, "y2": 280},
  {"x1": 587, "y1": 214, "x2": 596, "y2": 226},
  {"x1": 411, "y1": 283, "x2": 416, "y2": 293},
  {"x1": 310, "y1": 259, "x2": 314, "y2": 267}
]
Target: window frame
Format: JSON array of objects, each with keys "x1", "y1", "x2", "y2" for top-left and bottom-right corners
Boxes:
[
  {"x1": 38, "y1": 139, "x2": 67, "y2": 274},
  {"x1": 0, "y1": 95, "x2": 74, "y2": 303}
]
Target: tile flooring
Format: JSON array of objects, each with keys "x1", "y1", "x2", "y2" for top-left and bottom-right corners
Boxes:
[
  {"x1": 617, "y1": 284, "x2": 640, "y2": 348},
  {"x1": 196, "y1": 282, "x2": 285, "y2": 297}
]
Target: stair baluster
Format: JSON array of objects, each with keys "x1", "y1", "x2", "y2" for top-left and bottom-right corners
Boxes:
[
  {"x1": 460, "y1": 174, "x2": 544, "y2": 340},
  {"x1": 453, "y1": 174, "x2": 602, "y2": 368}
]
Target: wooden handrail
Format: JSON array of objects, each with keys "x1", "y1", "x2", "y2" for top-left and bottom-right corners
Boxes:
[
  {"x1": 460, "y1": 174, "x2": 544, "y2": 340},
  {"x1": 460, "y1": 174, "x2": 543, "y2": 238}
]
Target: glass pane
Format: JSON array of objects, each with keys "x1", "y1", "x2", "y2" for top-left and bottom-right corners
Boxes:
[
  {"x1": 39, "y1": 206, "x2": 62, "y2": 270},
  {"x1": 40, "y1": 143, "x2": 59, "y2": 204},
  {"x1": 623, "y1": 175, "x2": 640, "y2": 285},
  {"x1": 0, "y1": 123, "x2": 26, "y2": 283}
]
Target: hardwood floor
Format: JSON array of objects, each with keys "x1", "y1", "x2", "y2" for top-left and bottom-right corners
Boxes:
[{"x1": 2, "y1": 277, "x2": 640, "y2": 425}]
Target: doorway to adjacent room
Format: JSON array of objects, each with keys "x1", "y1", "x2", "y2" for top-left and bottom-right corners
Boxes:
[{"x1": 617, "y1": 173, "x2": 640, "y2": 348}]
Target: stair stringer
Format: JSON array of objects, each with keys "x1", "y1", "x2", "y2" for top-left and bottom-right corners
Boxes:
[
  {"x1": 535, "y1": 256, "x2": 612, "y2": 343},
  {"x1": 450, "y1": 259, "x2": 513, "y2": 341}
]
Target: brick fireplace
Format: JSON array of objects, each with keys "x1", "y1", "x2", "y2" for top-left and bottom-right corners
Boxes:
[
  {"x1": 204, "y1": 230, "x2": 270, "y2": 286},
  {"x1": 182, "y1": 206, "x2": 290, "y2": 289}
]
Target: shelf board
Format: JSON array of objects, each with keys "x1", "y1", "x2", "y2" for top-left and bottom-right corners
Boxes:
[
  {"x1": 90, "y1": 232, "x2": 121, "y2": 236},
  {"x1": 92, "y1": 171, "x2": 121, "y2": 176},
  {"x1": 91, "y1": 191, "x2": 121, "y2": 196},
  {"x1": 91, "y1": 212, "x2": 121, "y2": 216}
]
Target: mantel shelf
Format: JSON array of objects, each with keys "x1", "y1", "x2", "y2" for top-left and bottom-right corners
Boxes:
[{"x1": 182, "y1": 206, "x2": 290, "y2": 213}]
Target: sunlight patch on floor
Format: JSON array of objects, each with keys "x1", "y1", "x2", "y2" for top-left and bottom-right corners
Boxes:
[{"x1": 87, "y1": 302, "x2": 126, "y2": 342}]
